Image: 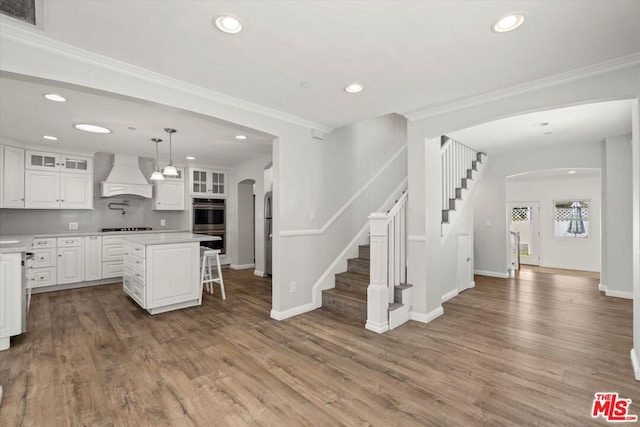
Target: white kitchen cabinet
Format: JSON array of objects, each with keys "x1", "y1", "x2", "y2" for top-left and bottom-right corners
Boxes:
[
  {"x1": 24, "y1": 170, "x2": 92, "y2": 209},
  {"x1": 3, "y1": 145, "x2": 25, "y2": 207},
  {"x1": 123, "y1": 240, "x2": 200, "y2": 314},
  {"x1": 84, "y1": 236, "x2": 102, "y2": 281},
  {"x1": 31, "y1": 237, "x2": 57, "y2": 288},
  {"x1": 0, "y1": 144, "x2": 4, "y2": 207},
  {"x1": 102, "y1": 235, "x2": 124, "y2": 279},
  {"x1": 57, "y1": 237, "x2": 84, "y2": 284},
  {"x1": 0, "y1": 253, "x2": 22, "y2": 351},
  {"x1": 189, "y1": 168, "x2": 226, "y2": 197},
  {"x1": 60, "y1": 154, "x2": 92, "y2": 174},
  {"x1": 25, "y1": 170, "x2": 60, "y2": 208},
  {"x1": 60, "y1": 173, "x2": 92, "y2": 209},
  {"x1": 26, "y1": 150, "x2": 59, "y2": 171},
  {"x1": 153, "y1": 167, "x2": 185, "y2": 210}
]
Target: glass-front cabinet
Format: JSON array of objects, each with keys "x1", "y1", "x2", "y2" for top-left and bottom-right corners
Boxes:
[
  {"x1": 189, "y1": 168, "x2": 226, "y2": 197},
  {"x1": 27, "y1": 150, "x2": 59, "y2": 171}
]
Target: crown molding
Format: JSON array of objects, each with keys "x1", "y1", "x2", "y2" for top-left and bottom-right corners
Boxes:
[
  {"x1": 404, "y1": 53, "x2": 640, "y2": 122},
  {"x1": 0, "y1": 19, "x2": 334, "y2": 134}
]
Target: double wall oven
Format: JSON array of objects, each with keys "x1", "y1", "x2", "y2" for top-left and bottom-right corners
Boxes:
[{"x1": 193, "y1": 198, "x2": 226, "y2": 253}]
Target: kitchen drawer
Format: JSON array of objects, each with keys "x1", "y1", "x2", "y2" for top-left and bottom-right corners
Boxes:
[
  {"x1": 31, "y1": 238, "x2": 56, "y2": 249},
  {"x1": 32, "y1": 248, "x2": 56, "y2": 268},
  {"x1": 102, "y1": 235, "x2": 124, "y2": 245},
  {"x1": 30, "y1": 267, "x2": 57, "y2": 288},
  {"x1": 122, "y1": 240, "x2": 132, "y2": 257},
  {"x1": 131, "y1": 275, "x2": 145, "y2": 307},
  {"x1": 122, "y1": 271, "x2": 133, "y2": 295},
  {"x1": 57, "y1": 237, "x2": 82, "y2": 247},
  {"x1": 130, "y1": 267, "x2": 145, "y2": 284},
  {"x1": 132, "y1": 243, "x2": 145, "y2": 257},
  {"x1": 102, "y1": 245, "x2": 124, "y2": 262},
  {"x1": 102, "y1": 261, "x2": 123, "y2": 279}
]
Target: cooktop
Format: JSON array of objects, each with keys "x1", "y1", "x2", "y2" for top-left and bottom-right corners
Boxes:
[{"x1": 101, "y1": 227, "x2": 153, "y2": 232}]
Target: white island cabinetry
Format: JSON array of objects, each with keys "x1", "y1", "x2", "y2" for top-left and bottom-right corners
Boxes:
[{"x1": 122, "y1": 233, "x2": 218, "y2": 314}]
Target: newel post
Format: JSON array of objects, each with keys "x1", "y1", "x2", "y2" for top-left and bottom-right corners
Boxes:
[{"x1": 366, "y1": 213, "x2": 389, "y2": 333}]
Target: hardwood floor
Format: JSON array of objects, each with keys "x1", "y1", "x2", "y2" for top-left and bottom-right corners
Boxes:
[{"x1": 0, "y1": 267, "x2": 637, "y2": 426}]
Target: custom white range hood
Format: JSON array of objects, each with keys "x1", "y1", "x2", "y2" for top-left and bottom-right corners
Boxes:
[{"x1": 101, "y1": 154, "x2": 152, "y2": 198}]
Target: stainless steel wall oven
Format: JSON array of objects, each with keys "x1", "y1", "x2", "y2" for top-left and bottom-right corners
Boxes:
[{"x1": 193, "y1": 198, "x2": 226, "y2": 253}]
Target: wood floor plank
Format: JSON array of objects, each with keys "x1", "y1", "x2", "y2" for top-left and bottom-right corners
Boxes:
[{"x1": 1, "y1": 266, "x2": 638, "y2": 425}]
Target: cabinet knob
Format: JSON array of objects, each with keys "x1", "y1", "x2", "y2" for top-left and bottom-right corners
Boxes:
[
  {"x1": 21, "y1": 198, "x2": 25, "y2": 201},
  {"x1": 58, "y1": 254, "x2": 62, "y2": 257}
]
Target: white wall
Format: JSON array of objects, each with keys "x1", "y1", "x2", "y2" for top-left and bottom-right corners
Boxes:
[
  {"x1": 275, "y1": 113, "x2": 408, "y2": 316},
  {"x1": 507, "y1": 173, "x2": 601, "y2": 272},
  {"x1": 473, "y1": 142, "x2": 603, "y2": 276},
  {"x1": 603, "y1": 134, "x2": 633, "y2": 297}
]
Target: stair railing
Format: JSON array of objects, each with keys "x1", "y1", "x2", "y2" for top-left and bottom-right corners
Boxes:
[
  {"x1": 367, "y1": 191, "x2": 407, "y2": 331},
  {"x1": 441, "y1": 136, "x2": 478, "y2": 212}
]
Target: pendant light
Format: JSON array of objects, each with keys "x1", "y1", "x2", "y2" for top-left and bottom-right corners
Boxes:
[
  {"x1": 162, "y1": 128, "x2": 178, "y2": 176},
  {"x1": 150, "y1": 138, "x2": 165, "y2": 181}
]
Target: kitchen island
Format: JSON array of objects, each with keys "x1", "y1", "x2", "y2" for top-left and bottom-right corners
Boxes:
[{"x1": 121, "y1": 233, "x2": 220, "y2": 314}]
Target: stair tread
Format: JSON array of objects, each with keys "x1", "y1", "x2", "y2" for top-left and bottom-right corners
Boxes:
[
  {"x1": 323, "y1": 287, "x2": 367, "y2": 303},
  {"x1": 335, "y1": 270, "x2": 370, "y2": 281}
]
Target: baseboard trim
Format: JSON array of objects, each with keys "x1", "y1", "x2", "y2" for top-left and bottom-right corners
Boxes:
[
  {"x1": 230, "y1": 263, "x2": 255, "y2": 270},
  {"x1": 31, "y1": 278, "x2": 121, "y2": 294},
  {"x1": 409, "y1": 306, "x2": 444, "y2": 324},
  {"x1": 441, "y1": 289, "x2": 459, "y2": 303},
  {"x1": 254, "y1": 270, "x2": 266, "y2": 277},
  {"x1": 270, "y1": 302, "x2": 316, "y2": 321},
  {"x1": 469, "y1": 281, "x2": 476, "y2": 289},
  {"x1": 605, "y1": 289, "x2": 634, "y2": 300},
  {"x1": 598, "y1": 283, "x2": 606, "y2": 292},
  {"x1": 631, "y1": 348, "x2": 640, "y2": 381},
  {"x1": 474, "y1": 270, "x2": 509, "y2": 279},
  {"x1": 365, "y1": 321, "x2": 390, "y2": 334}
]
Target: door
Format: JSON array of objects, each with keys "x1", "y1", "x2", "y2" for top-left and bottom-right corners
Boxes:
[
  {"x1": 60, "y1": 173, "x2": 92, "y2": 209},
  {"x1": 84, "y1": 236, "x2": 102, "y2": 281},
  {"x1": 264, "y1": 192, "x2": 272, "y2": 276},
  {"x1": 509, "y1": 202, "x2": 540, "y2": 266},
  {"x1": 57, "y1": 246, "x2": 84, "y2": 284},
  {"x1": 25, "y1": 170, "x2": 60, "y2": 208},
  {"x1": 3, "y1": 145, "x2": 25, "y2": 207},
  {"x1": 456, "y1": 234, "x2": 473, "y2": 291}
]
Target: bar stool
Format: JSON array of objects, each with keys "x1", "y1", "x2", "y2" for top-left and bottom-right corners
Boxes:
[{"x1": 200, "y1": 248, "x2": 226, "y2": 300}]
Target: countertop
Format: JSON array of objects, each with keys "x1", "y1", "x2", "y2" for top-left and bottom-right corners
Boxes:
[
  {"x1": 122, "y1": 232, "x2": 221, "y2": 246},
  {"x1": 0, "y1": 229, "x2": 190, "y2": 254}
]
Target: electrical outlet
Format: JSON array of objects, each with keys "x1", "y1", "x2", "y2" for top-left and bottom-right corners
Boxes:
[
  {"x1": 290, "y1": 281, "x2": 297, "y2": 293},
  {"x1": 160, "y1": 219, "x2": 166, "y2": 226},
  {"x1": 69, "y1": 222, "x2": 78, "y2": 230},
  {"x1": 309, "y1": 209, "x2": 316, "y2": 221}
]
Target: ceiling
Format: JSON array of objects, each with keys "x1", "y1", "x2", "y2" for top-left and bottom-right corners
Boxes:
[
  {"x1": 0, "y1": 73, "x2": 274, "y2": 167},
  {"x1": 0, "y1": 1, "x2": 638, "y2": 162},
  {"x1": 448, "y1": 100, "x2": 633, "y2": 154}
]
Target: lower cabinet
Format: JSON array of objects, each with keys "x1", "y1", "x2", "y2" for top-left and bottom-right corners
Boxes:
[
  {"x1": 31, "y1": 238, "x2": 57, "y2": 288},
  {"x1": 0, "y1": 253, "x2": 22, "y2": 351},
  {"x1": 123, "y1": 241, "x2": 200, "y2": 314},
  {"x1": 102, "y1": 235, "x2": 124, "y2": 279},
  {"x1": 84, "y1": 236, "x2": 102, "y2": 281},
  {"x1": 57, "y1": 237, "x2": 84, "y2": 285}
]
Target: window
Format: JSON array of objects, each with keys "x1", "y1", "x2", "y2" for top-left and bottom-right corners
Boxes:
[
  {"x1": 0, "y1": 0, "x2": 36, "y2": 25},
  {"x1": 554, "y1": 200, "x2": 589, "y2": 238}
]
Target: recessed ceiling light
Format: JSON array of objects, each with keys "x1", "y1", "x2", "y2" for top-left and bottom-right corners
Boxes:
[
  {"x1": 235, "y1": 134, "x2": 248, "y2": 140},
  {"x1": 300, "y1": 81, "x2": 312, "y2": 88},
  {"x1": 43, "y1": 135, "x2": 58, "y2": 141},
  {"x1": 544, "y1": 132, "x2": 553, "y2": 135},
  {"x1": 492, "y1": 13, "x2": 525, "y2": 33},
  {"x1": 186, "y1": 156, "x2": 195, "y2": 160},
  {"x1": 214, "y1": 14, "x2": 243, "y2": 34},
  {"x1": 128, "y1": 126, "x2": 137, "y2": 131},
  {"x1": 568, "y1": 170, "x2": 577, "y2": 174},
  {"x1": 532, "y1": 122, "x2": 550, "y2": 127},
  {"x1": 44, "y1": 93, "x2": 66, "y2": 102},
  {"x1": 73, "y1": 123, "x2": 112, "y2": 134},
  {"x1": 345, "y1": 83, "x2": 364, "y2": 94}
]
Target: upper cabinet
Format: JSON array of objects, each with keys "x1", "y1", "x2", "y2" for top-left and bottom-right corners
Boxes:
[
  {"x1": 153, "y1": 167, "x2": 185, "y2": 210},
  {"x1": 2, "y1": 146, "x2": 94, "y2": 210},
  {"x1": 3, "y1": 146, "x2": 25, "y2": 208},
  {"x1": 189, "y1": 167, "x2": 226, "y2": 197}
]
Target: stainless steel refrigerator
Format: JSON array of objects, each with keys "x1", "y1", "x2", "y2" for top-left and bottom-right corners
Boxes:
[{"x1": 264, "y1": 192, "x2": 272, "y2": 276}]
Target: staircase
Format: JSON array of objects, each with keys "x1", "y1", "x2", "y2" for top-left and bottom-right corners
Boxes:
[
  {"x1": 441, "y1": 136, "x2": 487, "y2": 241},
  {"x1": 321, "y1": 243, "x2": 370, "y2": 322}
]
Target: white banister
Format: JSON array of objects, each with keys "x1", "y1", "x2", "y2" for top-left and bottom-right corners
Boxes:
[
  {"x1": 441, "y1": 136, "x2": 479, "y2": 215},
  {"x1": 366, "y1": 191, "x2": 408, "y2": 333}
]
